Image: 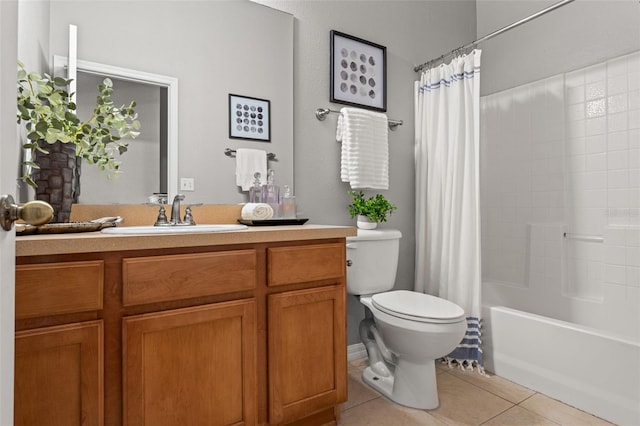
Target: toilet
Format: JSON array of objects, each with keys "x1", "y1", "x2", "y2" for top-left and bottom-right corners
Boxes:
[{"x1": 346, "y1": 229, "x2": 466, "y2": 410}]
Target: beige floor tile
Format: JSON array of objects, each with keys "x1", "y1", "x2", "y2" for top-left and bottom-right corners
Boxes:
[
  {"x1": 519, "y1": 394, "x2": 614, "y2": 426},
  {"x1": 483, "y1": 405, "x2": 560, "y2": 425},
  {"x1": 445, "y1": 368, "x2": 535, "y2": 404},
  {"x1": 429, "y1": 372, "x2": 513, "y2": 426},
  {"x1": 343, "y1": 375, "x2": 381, "y2": 411},
  {"x1": 340, "y1": 395, "x2": 448, "y2": 426},
  {"x1": 349, "y1": 356, "x2": 369, "y2": 369}
]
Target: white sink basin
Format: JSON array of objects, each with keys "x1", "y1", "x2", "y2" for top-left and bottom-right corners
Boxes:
[{"x1": 101, "y1": 224, "x2": 248, "y2": 234}]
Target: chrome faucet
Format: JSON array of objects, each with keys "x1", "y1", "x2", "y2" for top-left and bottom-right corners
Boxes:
[{"x1": 170, "y1": 194, "x2": 185, "y2": 225}]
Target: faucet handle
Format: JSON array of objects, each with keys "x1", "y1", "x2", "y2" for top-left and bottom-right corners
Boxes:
[
  {"x1": 154, "y1": 205, "x2": 170, "y2": 226},
  {"x1": 182, "y1": 204, "x2": 202, "y2": 225}
]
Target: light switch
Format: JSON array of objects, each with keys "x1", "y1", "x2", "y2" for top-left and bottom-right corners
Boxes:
[{"x1": 180, "y1": 178, "x2": 195, "y2": 191}]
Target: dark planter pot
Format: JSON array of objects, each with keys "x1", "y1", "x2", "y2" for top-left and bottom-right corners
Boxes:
[{"x1": 33, "y1": 141, "x2": 81, "y2": 223}]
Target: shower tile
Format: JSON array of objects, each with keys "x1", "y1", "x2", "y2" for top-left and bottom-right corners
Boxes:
[
  {"x1": 445, "y1": 369, "x2": 535, "y2": 405},
  {"x1": 566, "y1": 119, "x2": 586, "y2": 138},
  {"x1": 586, "y1": 81, "x2": 605, "y2": 101},
  {"x1": 519, "y1": 394, "x2": 614, "y2": 425},
  {"x1": 607, "y1": 150, "x2": 629, "y2": 170},
  {"x1": 631, "y1": 149, "x2": 640, "y2": 169},
  {"x1": 604, "y1": 227, "x2": 627, "y2": 245},
  {"x1": 605, "y1": 263, "x2": 627, "y2": 285},
  {"x1": 629, "y1": 72, "x2": 640, "y2": 91},
  {"x1": 630, "y1": 89, "x2": 640, "y2": 110},
  {"x1": 606, "y1": 170, "x2": 629, "y2": 189},
  {"x1": 584, "y1": 63, "x2": 606, "y2": 84},
  {"x1": 607, "y1": 93, "x2": 628, "y2": 114},
  {"x1": 626, "y1": 247, "x2": 640, "y2": 267},
  {"x1": 566, "y1": 85, "x2": 585, "y2": 105},
  {"x1": 608, "y1": 131, "x2": 628, "y2": 151},
  {"x1": 606, "y1": 245, "x2": 627, "y2": 266},
  {"x1": 630, "y1": 109, "x2": 640, "y2": 130},
  {"x1": 608, "y1": 189, "x2": 630, "y2": 208},
  {"x1": 586, "y1": 99, "x2": 606, "y2": 118},
  {"x1": 607, "y1": 55, "x2": 628, "y2": 77},
  {"x1": 608, "y1": 111, "x2": 628, "y2": 133},
  {"x1": 430, "y1": 373, "x2": 513, "y2": 426},
  {"x1": 607, "y1": 74, "x2": 628, "y2": 95},
  {"x1": 627, "y1": 267, "x2": 640, "y2": 287},
  {"x1": 585, "y1": 116, "x2": 606, "y2": 136},
  {"x1": 585, "y1": 134, "x2": 606, "y2": 154}
]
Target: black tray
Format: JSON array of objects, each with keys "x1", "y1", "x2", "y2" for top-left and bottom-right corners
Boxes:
[{"x1": 238, "y1": 218, "x2": 309, "y2": 226}]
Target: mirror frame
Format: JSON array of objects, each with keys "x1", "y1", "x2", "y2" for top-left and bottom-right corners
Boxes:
[{"x1": 53, "y1": 55, "x2": 179, "y2": 202}]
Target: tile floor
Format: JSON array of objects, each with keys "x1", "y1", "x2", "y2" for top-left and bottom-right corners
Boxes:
[{"x1": 340, "y1": 358, "x2": 614, "y2": 426}]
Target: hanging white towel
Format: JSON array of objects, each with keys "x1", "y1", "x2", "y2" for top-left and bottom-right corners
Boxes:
[
  {"x1": 235, "y1": 148, "x2": 267, "y2": 191},
  {"x1": 337, "y1": 107, "x2": 389, "y2": 190}
]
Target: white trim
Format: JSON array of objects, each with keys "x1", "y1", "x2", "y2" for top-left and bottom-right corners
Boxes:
[
  {"x1": 348, "y1": 343, "x2": 368, "y2": 361},
  {"x1": 52, "y1": 55, "x2": 179, "y2": 202}
]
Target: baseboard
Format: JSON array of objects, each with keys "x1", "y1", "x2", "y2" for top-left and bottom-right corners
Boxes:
[{"x1": 347, "y1": 343, "x2": 367, "y2": 361}]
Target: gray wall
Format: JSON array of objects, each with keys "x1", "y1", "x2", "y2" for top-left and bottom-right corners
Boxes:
[
  {"x1": 257, "y1": 0, "x2": 477, "y2": 345},
  {"x1": 477, "y1": 0, "x2": 640, "y2": 95}
]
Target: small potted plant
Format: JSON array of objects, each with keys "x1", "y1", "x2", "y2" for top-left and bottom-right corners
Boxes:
[
  {"x1": 347, "y1": 190, "x2": 397, "y2": 229},
  {"x1": 16, "y1": 61, "x2": 140, "y2": 221}
]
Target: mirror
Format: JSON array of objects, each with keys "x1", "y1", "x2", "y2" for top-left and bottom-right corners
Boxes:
[
  {"x1": 53, "y1": 56, "x2": 179, "y2": 203},
  {"x1": 18, "y1": 0, "x2": 294, "y2": 205}
]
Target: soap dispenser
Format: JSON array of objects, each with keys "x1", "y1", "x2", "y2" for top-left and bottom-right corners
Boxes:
[
  {"x1": 249, "y1": 172, "x2": 263, "y2": 203},
  {"x1": 280, "y1": 185, "x2": 296, "y2": 219},
  {"x1": 262, "y1": 169, "x2": 280, "y2": 217}
]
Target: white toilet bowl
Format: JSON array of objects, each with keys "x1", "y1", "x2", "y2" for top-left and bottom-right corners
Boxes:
[
  {"x1": 359, "y1": 291, "x2": 466, "y2": 409},
  {"x1": 346, "y1": 230, "x2": 467, "y2": 409}
]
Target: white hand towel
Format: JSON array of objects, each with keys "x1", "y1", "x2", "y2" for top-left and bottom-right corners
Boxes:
[
  {"x1": 241, "y1": 203, "x2": 274, "y2": 220},
  {"x1": 337, "y1": 107, "x2": 389, "y2": 190},
  {"x1": 235, "y1": 148, "x2": 267, "y2": 191}
]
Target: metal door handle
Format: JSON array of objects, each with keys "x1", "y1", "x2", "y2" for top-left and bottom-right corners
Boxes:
[{"x1": 1, "y1": 194, "x2": 54, "y2": 231}]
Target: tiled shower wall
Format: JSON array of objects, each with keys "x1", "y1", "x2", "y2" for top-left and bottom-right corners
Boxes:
[{"x1": 481, "y1": 51, "x2": 639, "y2": 340}]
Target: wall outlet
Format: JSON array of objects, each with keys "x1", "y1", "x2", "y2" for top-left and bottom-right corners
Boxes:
[{"x1": 180, "y1": 177, "x2": 195, "y2": 191}]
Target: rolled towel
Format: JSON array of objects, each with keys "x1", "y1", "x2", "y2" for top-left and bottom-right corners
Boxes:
[{"x1": 241, "y1": 203, "x2": 274, "y2": 220}]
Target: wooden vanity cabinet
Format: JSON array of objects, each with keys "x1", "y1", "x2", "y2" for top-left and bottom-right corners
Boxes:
[
  {"x1": 266, "y1": 243, "x2": 347, "y2": 425},
  {"x1": 15, "y1": 237, "x2": 348, "y2": 426},
  {"x1": 14, "y1": 261, "x2": 105, "y2": 426}
]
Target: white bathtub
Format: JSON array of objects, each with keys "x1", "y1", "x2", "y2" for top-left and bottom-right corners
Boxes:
[{"x1": 483, "y1": 305, "x2": 640, "y2": 425}]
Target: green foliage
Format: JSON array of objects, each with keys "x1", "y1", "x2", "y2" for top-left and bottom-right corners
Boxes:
[
  {"x1": 347, "y1": 190, "x2": 397, "y2": 223},
  {"x1": 16, "y1": 61, "x2": 141, "y2": 188}
]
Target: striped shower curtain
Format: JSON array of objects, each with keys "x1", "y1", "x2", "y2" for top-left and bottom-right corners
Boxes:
[{"x1": 414, "y1": 50, "x2": 483, "y2": 371}]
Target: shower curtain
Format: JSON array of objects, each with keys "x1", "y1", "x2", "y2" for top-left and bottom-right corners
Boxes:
[{"x1": 414, "y1": 50, "x2": 483, "y2": 371}]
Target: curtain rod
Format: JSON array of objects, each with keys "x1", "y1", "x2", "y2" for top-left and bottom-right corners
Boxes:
[{"x1": 414, "y1": 0, "x2": 575, "y2": 73}]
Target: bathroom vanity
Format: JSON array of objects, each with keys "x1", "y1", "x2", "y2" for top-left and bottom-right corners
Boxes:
[{"x1": 14, "y1": 224, "x2": 355, "y2": 426}]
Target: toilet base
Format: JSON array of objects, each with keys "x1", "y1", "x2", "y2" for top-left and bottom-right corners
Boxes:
[{"x1": 362, "y1": 358, "x2": 439, "y2": 410}]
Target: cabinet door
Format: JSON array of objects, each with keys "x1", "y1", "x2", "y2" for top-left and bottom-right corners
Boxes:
[
  {"x1": 123, "y1": 299, "x2": 257, "y2": 426},
  {"x1": 14, "y1": 320, "x2": 104, "y2": 426},
  {"x1": 268, "y1": 285, "x2": 347, "y2": 424}
]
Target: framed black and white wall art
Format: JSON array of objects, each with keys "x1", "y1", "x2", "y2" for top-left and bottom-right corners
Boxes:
[
  {"x1": 229, "y1": 94, "x2": 271, "y2": 141},
  {"x1": 330, "y1": 30, "x2": 387, "y2": 112}
]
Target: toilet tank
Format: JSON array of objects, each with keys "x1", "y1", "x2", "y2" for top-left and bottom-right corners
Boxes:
[{"x1": 346, "y1": 229, "x2": 402, "y2": 295}]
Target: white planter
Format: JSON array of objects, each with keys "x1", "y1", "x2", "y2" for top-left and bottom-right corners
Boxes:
[{"x1": 356, "y1": 215, "x2": 377, "y2": 230}]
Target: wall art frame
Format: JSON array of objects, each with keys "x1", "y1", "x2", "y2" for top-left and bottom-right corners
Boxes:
[
  {"x1": 330, "y1": 30, "x2": 387, "y2": 112},
  {"x1": 229, "y1": 94, "x2": 271, "y2": 142}
]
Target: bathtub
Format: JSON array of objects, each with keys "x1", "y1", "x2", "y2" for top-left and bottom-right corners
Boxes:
[{"x1": 483, "y1": 305, "x2": 640, "y2": 425}]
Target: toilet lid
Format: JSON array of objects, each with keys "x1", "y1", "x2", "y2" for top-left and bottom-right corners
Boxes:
[{"x1": 371, "y1": 290, "x2": 465, "y2": 323}]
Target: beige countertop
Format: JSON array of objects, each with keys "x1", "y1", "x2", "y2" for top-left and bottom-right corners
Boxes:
[{"x1": 16, "y1": 224, "x2": 357, "y2": 257}]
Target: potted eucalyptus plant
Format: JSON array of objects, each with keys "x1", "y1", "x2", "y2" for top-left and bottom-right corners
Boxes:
[
  {"x1": 347, "y1": 190, "x2": 397, "y2": 229},
  {"x1": 16, "y1": 61, "x2": 140, "y2": 222}
]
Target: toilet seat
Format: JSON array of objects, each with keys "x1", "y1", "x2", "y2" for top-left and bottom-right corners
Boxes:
[{"x1": 371, "y1": 290, "x2": 465, "y2": 324}]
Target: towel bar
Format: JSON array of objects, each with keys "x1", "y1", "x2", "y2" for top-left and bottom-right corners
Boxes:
[
  {"x1": 563, "y1": 233, "x2": 604, "y2": 243},
  {"x1": 224, "y1": 148, "x2": 277, "y2": 161},
  {"x1": 315, "y1": 107, "x2": 403, "y2": 130}
]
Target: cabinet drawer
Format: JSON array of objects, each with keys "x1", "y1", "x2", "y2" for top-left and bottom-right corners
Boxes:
[
  {"x1": 123, "y1": 250, "x2": 257, "y2": 306},
  {"x1": 267, "y1": 243, "x2": 345, "y2": 287},
  {"x1": 16, "y1": 261, "x2": 104, "y2": 319}
]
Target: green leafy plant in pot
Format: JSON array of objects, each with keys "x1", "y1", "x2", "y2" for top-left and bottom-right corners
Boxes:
[
  {"x1": 16, "y1": 61, "x2": 140, "y2": 222},
  {"x1": 347, "y1": 190, "x2": 397, "y2": 229}
]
